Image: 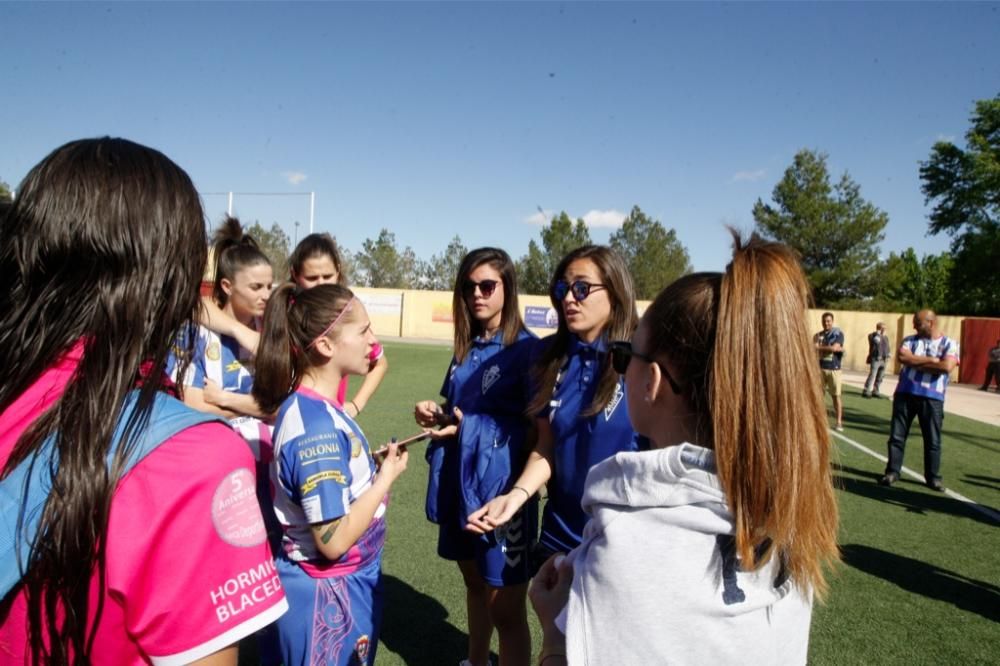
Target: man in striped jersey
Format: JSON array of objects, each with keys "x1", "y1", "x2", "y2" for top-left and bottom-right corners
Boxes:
[{"x1": 879, "y1": 310, "x2": 960, "y2": 491}]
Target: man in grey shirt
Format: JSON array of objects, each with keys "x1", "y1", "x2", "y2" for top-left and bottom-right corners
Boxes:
[{"x1": 863, "y1": 322, "x2": 891, "y2": 398}]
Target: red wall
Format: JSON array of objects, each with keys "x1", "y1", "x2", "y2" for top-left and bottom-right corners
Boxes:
[{"x1": 960, "y1": 318, "x2": 1000, "y2": 384}]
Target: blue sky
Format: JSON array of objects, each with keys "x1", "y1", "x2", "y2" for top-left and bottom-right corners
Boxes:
[{"x1": 3, "y1": 2, "x2": 998, "y2": 273}]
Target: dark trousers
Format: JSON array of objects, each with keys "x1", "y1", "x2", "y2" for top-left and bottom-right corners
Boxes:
[
  {"x1": 982, "y1": 362, "x2": 1000, "y2": 390},
  {"x1": 886, "y1": 393, "x2": 944, "y2": 483}
]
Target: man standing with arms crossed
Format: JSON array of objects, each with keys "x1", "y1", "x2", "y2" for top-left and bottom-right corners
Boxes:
[
  {"x1": 815, "y1": 312, "x2": 845, "y2": 431},
  {"x1": 879, "y1": 310, "x2": 960, "y2": 491},
  {"x1": 863, "y1": 321, "x2": 891, "y2": 398}
]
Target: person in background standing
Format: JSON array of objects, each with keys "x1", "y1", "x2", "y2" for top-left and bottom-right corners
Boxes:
[
  {"x1": 879, "y1": 310, "x2": 960, "y2": 491},
  {"x1": 814, "y1": 312, "x2": 844, "y2": 431},
  {"x1": 863, "y1": 321, "x2": 891, "y2": 398},
  {"x1": 978, "y1": 338, "x2": 1000, "y2": 392}
]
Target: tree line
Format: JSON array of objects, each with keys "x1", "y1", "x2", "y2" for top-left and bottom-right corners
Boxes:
[{"x1": 3, "y1": 94, "x2": 997, "y2": 314}]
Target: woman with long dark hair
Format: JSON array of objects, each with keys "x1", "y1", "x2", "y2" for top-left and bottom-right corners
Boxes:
[
  {"x1": 414, "y1": 248, "x2": 537, "y2": 666},
  {"x1": 253, "y1": 282, "x2": 408, "y2": 666},
  {"x1": 467, "y1": 245, "x2": 642, "y2": 568},
  {"x1": 174, "y1": 216, "x2": 274, "y2": 458},
  {"x1": 0, "y1": 138, "x2": 287, "y2": 663},
  {"x1": 288, "y1": 233, "x2": 388, "y2": 417},
  {"x1": 200, "y1": 232, "x2": 388, "y2": 418},
  {"x1": 528, "y1": 233, "x2": 840, "y2": 664}
]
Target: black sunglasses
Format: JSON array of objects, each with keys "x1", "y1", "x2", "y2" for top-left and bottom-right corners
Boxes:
[
  {"x1": 608, "y1": 341, "x2": 682, "y2": 395},
  {"x1": 462, "y1": 279, "x2": 499, "y2": 298},
  {"x1": 553, "y1": 279, "x2": 606, "y2": 302}
]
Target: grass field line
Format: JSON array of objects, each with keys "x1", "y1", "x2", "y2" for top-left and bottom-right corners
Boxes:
[{"x1": 830, "y1": 429, "x2": 1000, "y2": 524}]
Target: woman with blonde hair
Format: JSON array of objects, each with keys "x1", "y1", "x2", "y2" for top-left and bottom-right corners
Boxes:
[{"x1": 528, "y1": 232, "x2": 839, "y2": 664}]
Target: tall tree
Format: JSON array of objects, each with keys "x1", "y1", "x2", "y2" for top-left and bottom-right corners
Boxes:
[
  {"x1": 0, "y1": 179, "x2": 11, "y2": 203},
  {"x1": 517, "y1": 212, "x2": 592, "y2": 294},
  {"x1": 422, "y1": 235, "x2": 468, "y2": 291},
  {"x1": 246, "y1": 220, "x2": 291, "y2": 281},
  {"x1": 874, "y1": 249, "x2": 954, "y2": 314},
  {"x1": 752, "y1": 149, "x2": 889, "y2": 306},
  {"x1": 609, "y1": 206, "x2": 691, "y2": 299},
  {"x1": 920, "y1": 94, "x2": 1000, "y2": 315},
  {"x1": 354, "y1": 228, "x2": 421, "y2": 288}
]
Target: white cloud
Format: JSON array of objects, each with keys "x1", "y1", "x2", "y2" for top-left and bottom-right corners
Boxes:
[
  {"x1": 524, "y1": 208, "x2": 627, "y2": 228},
  {"x1": 731, "y1": 169, "x2": 767, "y2": 183},
  {"x1": 283, "y1": 171, "x2": 308, "y2": 185},
  {"x1": 524, "y1": 208, "x2": 554, "y2": 225},
  {"x1": 580, "y1": 209, "x2": 627, "y2": 228}
]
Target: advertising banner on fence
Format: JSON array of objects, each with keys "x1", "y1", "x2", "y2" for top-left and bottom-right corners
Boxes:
[
  {"x1": 525, "y1": 305, "x2": 558, "y2": 329},
  {"x1": 356, "y1": 292, "x2": 403, "y2": 316}
]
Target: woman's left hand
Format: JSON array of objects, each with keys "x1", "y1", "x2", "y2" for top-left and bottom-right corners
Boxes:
[
  {"x1": 202, "y1": 379, "x2": 228, "y2": 409},
  {"x1": 529, "y1": 553, "x2": 572, "y2": 652},
  {"x1": 428, "y1": 406, "x2": 463, "y2": 440}
]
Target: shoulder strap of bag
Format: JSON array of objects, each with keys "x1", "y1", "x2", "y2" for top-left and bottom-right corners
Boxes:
[{"x1": 0, "y1": 390, "x2": 223, "y2": 599}]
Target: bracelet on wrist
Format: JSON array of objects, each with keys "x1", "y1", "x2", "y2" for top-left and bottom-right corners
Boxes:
[
  {"x1": 349, "y1": 400, "x2": 361, "y2": 414},
  {"x1": 512, "y1": 485, "x2": 532, "y2": 501}
]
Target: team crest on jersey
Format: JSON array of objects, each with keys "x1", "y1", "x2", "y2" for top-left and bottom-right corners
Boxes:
[
  {"x1": 206, "y1": 340, "x2": 221, "y2": 361},
  {"x1": 349, "y1": 433, "x2": 363, "y2": 458},
  {"x1": 604, "y1": 381, "x2": 624, "y2": 420},
  {"x1": 482, "y1": 364, "x2": 501, "y2": 394},
  {"x1": 355, "y1": 635, "x2": 370, "y2": 661},
  {"x1": 225, "y1": 359, "x2": 242, "y2": 372}
]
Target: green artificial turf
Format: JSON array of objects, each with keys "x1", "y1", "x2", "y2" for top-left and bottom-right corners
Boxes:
[
  {"x1": 813, "y1": 388, "x2": 1000, "y2": 666},
  {"x1": 243, "y1": 341, "x2": 1000, "y2": 665}
]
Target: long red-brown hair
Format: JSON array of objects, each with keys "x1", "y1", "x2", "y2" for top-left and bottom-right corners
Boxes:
[{"x1": 644, "y1": 230, "x2": 839, "y2": 597}]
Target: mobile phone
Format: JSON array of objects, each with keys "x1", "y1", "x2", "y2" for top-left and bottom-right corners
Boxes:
[
  {"x1": 373, "y1": 431, "x2": 431, "y2": 460},
  {"x1": 434, "y1": 406, "x2": 453, "y2": 427}
]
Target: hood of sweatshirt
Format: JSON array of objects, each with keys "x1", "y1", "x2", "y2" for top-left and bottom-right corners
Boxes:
[{"x1": 579, "y1": 442, "x2": 733, "y2": 537}]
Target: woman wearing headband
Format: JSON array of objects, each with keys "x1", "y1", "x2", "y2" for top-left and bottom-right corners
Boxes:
[{"x1": 254, "y1": 283, "x2": 408, "y2": 665}]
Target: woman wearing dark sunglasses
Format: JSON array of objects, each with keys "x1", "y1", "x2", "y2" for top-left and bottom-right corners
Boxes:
[
  {"x1": 527, "y1": 233, "x2": 839, "y2": 665},
  {"x1": 414, "y1": 247, "x2": 538, "y2": 666},
  {"x1": 467, "y1": 245, "x2": 642, "y2": 574}
]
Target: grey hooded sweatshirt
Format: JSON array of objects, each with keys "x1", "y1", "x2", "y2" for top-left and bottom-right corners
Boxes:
[{"x1": 557, "y1": 443, "x2": 813, "y2": 665}]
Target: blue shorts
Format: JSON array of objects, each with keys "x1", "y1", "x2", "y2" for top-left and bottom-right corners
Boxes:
[
  {"x1": 437, "y1": 499, "x2": 538, "y2": 587},
  {"x1": 275, "y1": 554, "x2": 383, "y2": 665}
]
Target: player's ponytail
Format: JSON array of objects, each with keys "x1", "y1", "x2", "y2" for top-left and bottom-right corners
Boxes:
[
  {"x1": 211, "y1": 215, "x2": 271, "y2": 308},
  {"x1": 712, "y1": 230, "x2": 838, "y2": 598},
  {"x1": 253, "y1": 282, "x2": 355, "y2": 413},
  {"x1": 643, "y1": 229, "x2": 838, "y2": 598}
]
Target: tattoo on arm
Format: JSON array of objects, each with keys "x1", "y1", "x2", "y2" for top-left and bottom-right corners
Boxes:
[{"x1": 313, "y1": 519, "x2": 341, "y2": 544}]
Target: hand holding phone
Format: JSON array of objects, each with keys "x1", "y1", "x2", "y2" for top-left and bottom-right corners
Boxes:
[{"x1": 373, "y1": 430, "x2": 431, "y2": 463}]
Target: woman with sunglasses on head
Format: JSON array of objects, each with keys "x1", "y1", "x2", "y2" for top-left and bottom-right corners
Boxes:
[
  {"x1": 0, "y1": 138, "x2": 287, "y2": 664},
  {"x1": 414, "y1": 248, "x2": 538, "y2": 666},
  {"x1": 528, "y1": 232, "x2": 839, "y2": 665},
  {"x1": 253, "y1": 282, "x2": 408, "y2": 666},
  {"x1": 467, "y1": 245, "x2": 642, "y2": 571},
  {"x1": 201, "y1": 232, "x2": 388, "y2": 419}
]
